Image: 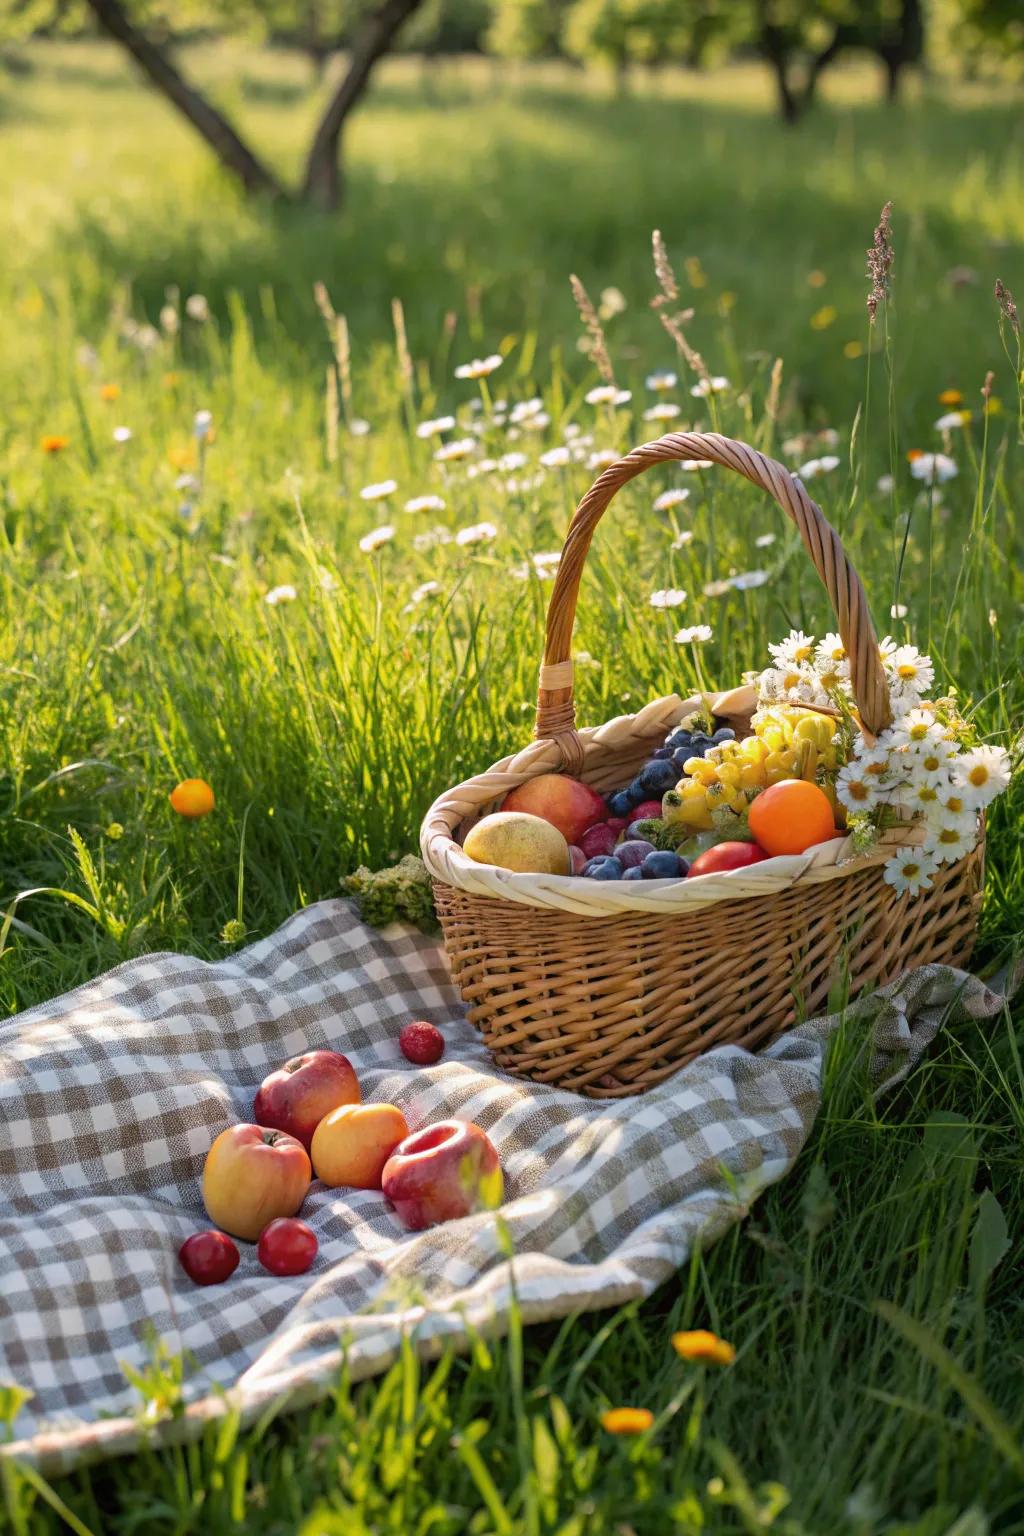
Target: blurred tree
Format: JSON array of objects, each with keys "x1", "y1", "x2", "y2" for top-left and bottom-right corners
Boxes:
[
  {"x1": 753, "y1": 0, "x2": 924, "y2": 120},
  {"x1": 0, "y1": 0, "x2": 426, "y2": 205},
  {"x1": 564, "y1": 0, "x2": 739, "y2": 80},
  {"x1": 951, "y1": 0, "x2": 1024, "y2": 73},
  {"x1": 486, "y1": 0, "x2": 570, "y2": 58}
]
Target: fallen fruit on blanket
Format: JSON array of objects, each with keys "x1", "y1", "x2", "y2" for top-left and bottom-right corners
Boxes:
[
  {"x1": 178, "y1": 1229, "x2": 240, "y2": 1286},
  {"x1": 463, "y1": 812, "x2": 569, "y2": 875},
  {"x1": 747, "y1": 779, "x2": 836, "y2": 857},
  {"x1": 169, "y1": 777, "x2": 215, "y2": 819},
  {"x1": 381, "y1": 1119, "x2": 503, "y2": 1231},
  {"x1": 203, "y1": 1125, "x2": 311, "y2": 1242},
  {"x1": 257, "y1": 1217, "x2": 318, "y2": 1276},
  {"x1": 253, "y1": 1050, "x2": 361, "y2": 1150},
  {"x1": 500, "y1": 774, "x2": 607, "y2": 845},
  {"x1": 399, "y1": 1020, "x2": 445, "y2": 1065},
  {"x1": 311, "y1": 1102, "x2": 409, "y2": 1189},
  {"x1": 687, "y1": 841, "x2": 769, "y2": 877}
]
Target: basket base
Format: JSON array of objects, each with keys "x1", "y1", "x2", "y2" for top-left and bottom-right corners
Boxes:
[{"x1": 434, "y1": 844, "x2": 983, "y2": 1098}]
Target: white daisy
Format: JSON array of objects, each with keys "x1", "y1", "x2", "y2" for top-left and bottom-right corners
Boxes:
[
  {"x1": 884, "y1": 707, "x2": 939, "y2": 749},
  {"x1": 934, "y1": 411, "x2": 968, "y2": 432},
  {"x1": 730, "y1": 570, "x2": 769, "y2": 591},
  {"x1": 883, "y1": 848, "x2": 939, "y2": 895},
  {"x1": 908, "y1": 738, "x2": 957, "y2": 783},
  {"x1": 643, "y1": 402, "x2": 682, "y2": 422},
  {"x1": 112, "y1": 426, "x2": 132, "y2": 443},
  {"x1": 798, "y1": 455, "x2": 840, "y2": 480},
  {"x1": 891, "y1": 602, "x2": 908, "y2": 618},
  {"x1": 349, "y1": 418, "x2": 371, "y2": 437},
  {"x1": 886, "y1": 645, "x2": 935, "y2": 703},
  {"x1": 264, "y1": 584, "x2": 297, "y2": 606},
  {"x1": 755, "y1": 533, "x2": 776, "y2": 548},
  {"x1": 455, "y1": 354, "x2": 502, "y2": 380},
  {"x1": 876, "y1": 473, "x2": 895, "y2": 494},
  {"x1": 358, "y1": 524, "x2": 395, "y2": 553},
  {"x1": 900, "y1": 779, "x2": 943, "y2": 814},
  {"x1": 599, "y1": 286, "x2": 627, "y2": 318},
  {"x1": 416, "y1": 415, "x2": 455, "y2": 439},
  {"x1": 360, "y1": 479, "x2": 398, "y2": 501},
  {"x1": 413, "y1": 526, "x2": 453, "y2": 551},
  {"x1": 954, "y1": 745, "x2": 1011, "y2": 807},
  {"x1": 653, "y1": 488, "x2": 690, "y2": 512},
  {"x1": 455, "y1": 521, "x2": 498, "y2": 546},
  {"x1": 587, "y1": 449, "x2": 619, "y2": 471},
  {"x1": 520, "y1": 410, "x2": 551, "y2": 431},
  {"x1": 671, "y1": 529, "x2": 694, "y2": 550},
  {"x1": 690, "y1": 375, "x2": 730, "y2": 398},
  {"x1": 910, "y1": 452, "x2": 957, "y2": 485},
  {"x1": 769, "y1": 630, "x2": 816, "y2": 668},
  {"x1": 193, "y1": 410, "x2": 213, "y2": 440},
  {"x1": 703, "y1": 579, "x2": 732, "y2": 598},
  {"x1": 646, "y1": 370, "x2": 678, "y2": 392},
  {"x1": 674, "y1": 624, "x2": 712, "y2": 644},
  {"x1": 510, "y1": 398, "x2": 544, "y2": 423},
  {"x1": 511, "y1": 551, "x2": 561, "y2": 581},
  {"x1": 680, "y1": 459, "x2": 714, "y2": 471},
  {"x1": 185, "y1": 293, "x2": 210, "y2": 322},
  {"x1": 836, "y1": 763, "x2": 881, "y2": 813},
  {"x1": 649, "y1": 589, "x2": 687, "y2": 609},
  {"x1": 540, "y1": 446, "x2": 571, "y2": 468},
  {"x1": 585, "y1": 385, "x2": 621, "y2": 406},
  {"x1": 923, "y1": 818, "x2": 977, "y2": 865},
  {"x1": 434, "y1": 439, "x2": 476, "y2": 463},
  {"x1": 409, "y1": 580, "x2": 441, "y2": 604},
  {"x1": 404, "y1": 494, "x2": 446, "y2": 514},
  {"x1": 815, "y1": 632, "x2": 847, "y2": 669},
  {"x1": 466, "y1": 459, "x2": 498, "y2": 479}
]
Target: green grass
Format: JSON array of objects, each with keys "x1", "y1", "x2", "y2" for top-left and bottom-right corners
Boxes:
[{"x1": 1, "y1": 38, "x2": 1024, "y2": 1534}]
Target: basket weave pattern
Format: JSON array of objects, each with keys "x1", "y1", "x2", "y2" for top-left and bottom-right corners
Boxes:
[{"x1": 421, "y1": 432, "x2": 984, "y2": 1097}]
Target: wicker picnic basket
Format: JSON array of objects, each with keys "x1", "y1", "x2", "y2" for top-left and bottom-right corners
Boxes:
[{"x1": 421, "y1": 432, "x2": 984, "y2": 1098}]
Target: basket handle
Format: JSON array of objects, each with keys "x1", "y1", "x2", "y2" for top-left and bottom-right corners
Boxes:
[{"x1": 535, "y1": 431, "x2": 893, "y2": 770}]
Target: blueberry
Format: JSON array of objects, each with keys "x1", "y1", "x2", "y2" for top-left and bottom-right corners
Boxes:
[
  {"x1": 712, "y1": 727, "x2": 735, "y2": 742},
  {"x1": 584, "y1": 856, "x2": 624, "y2": 880},
  {"x1": 672, "y1": 747, "x2": 692, "y2": 770},
  {"x1": 638, "y1": 760, "x2": 678, "y2": 796},
  {"x1": 666, "y1": 729, "x2": 692, "y2": 750},
  {"x1": 651, "y1": 746, "x2": 674, "y2": 760},
  {"x1": 607, "y1": 790, "x2": 634, "y2": 819},
  {"x1": 616, "y1": 839, "x2": 656, "y2": 869},
  {"x1": 626, "y1": 776, "x2": 648, "y2": 806},
  {"x1": 641, "y1": 850, "x2": 684, "y2": 879},
  {"x1": 689, "y1": 734, "x2": 712, "y2": 753},
  {"x1": 622, "y1": 866, "x2": 644, "y2": 880}
]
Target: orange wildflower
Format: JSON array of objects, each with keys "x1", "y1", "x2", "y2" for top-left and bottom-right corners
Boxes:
[
  {"x1": 601, "y1": 1407, "x2": 654, "y2": 1436},
  {"x1": 671, "y1": 1330, "x2": 735, "y2": 1367},
  {"x1": 906, "y1": 448, "x2": 924, "y2": 461},
  {"x1": 807, "y1": 269, "x2": 827, "y2": 288},
  {"x1": 169, "y1": 779, "x2": 215, "y2": 819},
  {"x1": 40, "y1": 434, "x2": 70, "y2": 454},
  {"x1": 167, "y1": 445, "x2": 197, "y2": 471},
  {"x1": 938, "y1": 389, "x2": 963, "y2": 407},
  {"x1": 99, "y1": 383, "x2": 120, "y2": 402}
]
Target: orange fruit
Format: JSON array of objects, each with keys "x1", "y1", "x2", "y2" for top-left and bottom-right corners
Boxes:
[
  {"x1": 170, "y1": 778, "x2": 215, "y2": 819},
  {"x1": 747, "y1": 780, "x2": 836, "y2": 856}
]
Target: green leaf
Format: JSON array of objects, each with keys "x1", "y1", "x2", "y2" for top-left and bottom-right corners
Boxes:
[{"x1": 969, "y1": 1191, "x2": 1010, "y2": 1297}]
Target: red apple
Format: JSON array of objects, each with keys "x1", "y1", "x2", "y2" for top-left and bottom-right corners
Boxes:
[
  {"x1": 203, "y1": 1124, "x2": 311, "y2": 1242},
  {"x1": 687, "y1": 841, "x2": 769, "y2": 877},
  {"x1": 254, "y1": 1050, "x2": 360, "y2": 1150},
  {"x1": 178, "y1": 1230, "x2": 240, "y2": 1286},
  {"x1": 501, "y1": 774, "x2": 607, "y2": 846},
  {"x1": 257, "y1": 1217, "x2": 318, "y2": 1276},
  {"x1": 381, "y1": 1120, "x2": 504, "y2": 1231}
]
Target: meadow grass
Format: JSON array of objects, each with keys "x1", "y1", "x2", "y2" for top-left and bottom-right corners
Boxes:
[{"x1": 1, "y1": 40, "x2": 1023, "y2": 1534}]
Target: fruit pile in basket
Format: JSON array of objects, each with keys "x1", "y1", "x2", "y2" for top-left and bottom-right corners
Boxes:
[
  {"x1": 178, "y1": 1029, "x2": 503, "y2": 1287},
  {"x1": 461, "y1": 628, "x2": 1012, "y2": 893}
]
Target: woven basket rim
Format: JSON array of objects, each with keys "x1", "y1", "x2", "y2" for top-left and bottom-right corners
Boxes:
[{"x1": 419, "y1": 690, "x2": 934, "y2": 916}]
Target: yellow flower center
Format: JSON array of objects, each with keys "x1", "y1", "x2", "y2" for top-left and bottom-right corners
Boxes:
[
  {"x1": 908, "y1": 723, "x2": 929, "y2": 740},
  {"x1": 865, "y1": 760, "x2": 887, "y2": 777},
  {"x1": 968, "y1": 765, "x2": 989, "y2": 786},
  {"x1": 847, "y1": 780, "x2": 871, "y2": 801},
  {"x1": 897, "y1": 664, "x2": 918, "y2": 679},
  {"x1": 921, "y1": 754, "x2": 942, "y2": 772},
  {"x1": 947, "y1": 795, "x2": 965, "y2": 813},
  {"x1": 794, "y1": 646, "x2": 812, "y2": 663},
  {"x1": 917, "y1": 785, "x2": 938, "y2": 802},
  {"x1": 937, "y1": 828, "x2": 959, "y2": 845},
  {"x1": 903, "y1": 862, "x2": 921, "y2": 878}
]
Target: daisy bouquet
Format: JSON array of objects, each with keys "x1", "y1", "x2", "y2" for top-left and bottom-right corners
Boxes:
[{"x1": 752, "y1": 629, "x2": 1013, "y2": 895}]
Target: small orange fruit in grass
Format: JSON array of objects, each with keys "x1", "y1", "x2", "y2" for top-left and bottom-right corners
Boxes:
[
  {"x1": 170, "y1": 778, "x2": 215, "y2": 818},
  {"x1": 747, "y1": 780, "x2": 836, "y2": 857}
]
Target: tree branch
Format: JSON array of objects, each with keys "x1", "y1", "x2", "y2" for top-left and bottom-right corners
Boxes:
[
  {"x1": 84, "y1": 0, "x2": 286, "y2": 200},
  {"x1": 302, "y1": 0, "x2": 425, "y2": 210}
]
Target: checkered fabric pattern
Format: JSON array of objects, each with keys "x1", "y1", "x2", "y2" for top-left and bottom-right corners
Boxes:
[{"x1": 0, "y1": 899, "x2": 1017, "y2": 1474}]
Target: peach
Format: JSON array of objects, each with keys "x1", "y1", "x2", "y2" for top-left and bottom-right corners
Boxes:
[
  {"x1": 202, "y1": 1125, "x2": 311, "y2": 1242},
  {"x1": 501, "y1": 774, "x2": 607, "y2": 846},
  {"x1": 311, "y1": 1102, "x2": 409, "y2": 1190},
  {"x1": 381, "y1": 1119, "x2": 504, "y2": 1231},
  {"x1": 254, "y1": 1050, "x2": 360, "y2": 1150},
  {"x1": 463, "y1": 812, "x2": 569, "y2": 875}
]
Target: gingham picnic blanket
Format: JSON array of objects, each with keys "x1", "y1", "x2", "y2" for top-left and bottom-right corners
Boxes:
[{"x1": 1, "y1": 900, "x2": 1018, "y2": 1474}]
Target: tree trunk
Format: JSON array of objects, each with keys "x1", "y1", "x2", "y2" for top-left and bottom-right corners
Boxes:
[
  {"x1": 302, "y1": 0, "x2": 425, "y2": 211},
  {"x1": 84, "y1": 0, "x2": 286, "y2": 200}
]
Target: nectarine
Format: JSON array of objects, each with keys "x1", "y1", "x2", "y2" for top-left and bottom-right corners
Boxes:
[{"x1": 311, "y1": 1102, "x2": 409, "y2": 1190}]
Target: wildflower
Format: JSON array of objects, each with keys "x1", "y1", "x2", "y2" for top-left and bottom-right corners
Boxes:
[
  {"x1": 159, "y1": 304, "x2": 179, "y2": 334},
  {"x1": 934, "y1": 411, "x2": 969, "y2": 431},
  {"x1": 883, "y1": 848, "x2": 937, "y2": 896},
  {"x1": 112, "y1": 426, "x2": 133, "y2": 444},
  {"x1": 644, "y1": 402, "x2": 681, "y2": 422},
  {"x1": 598, "y1": 285, "x2": 627, "y2": 319},
  {"x1": 540, "y1": 446, "x2": 571, "y2": 468},
  {"x1": 193, "y1": 410, "x2": 213, "y2": 440},
  {"x1": 909, "y1": 453, "x2": 957, "y2": 485},
  {"x1": 650, "y1": 589, "x2": 687, "y2": 609},
  {"x1": 798, "y1": 455, "x2": 840, "y2": 479},
  {"x1": 518, "y1": 551, "x2": 561, "y2": 581},
  {"x1": 807, "y1": 269, "x2": 827, "y2": 288},
  {"x1": 587, "y1": 449, "x2": 618, "y2": 471},
  {"x1": 995, "y1": 279, "x2": 1020, "y2": 338},
  {"x1": 455, "y1": 521, "x2": 498, "y2": 546},
  {"x1": 672, "y1": 1330, "x2": 735, "y2": 1366},
  {"x1": 360, "y1": 479, "x2": 398, "y2": 501},
  {"x1": 810, "y1": 305, "x2": 837, "y2": 330},
  {"x1": 866, "y1": 200, "x2": 894, "y2": 323},
  {"x1": 169, "y1": 778, "x2": 215, "y2": 819},
  {"x1": 938, "y1": 389, "x2": 963, "y2": 407},
  {"x1": 404, "y1": 494, "x2": 446, "y2": 514},
  {"x1": 671, "y1": 530, "x2": 694, "y2": 550},
  {"x1": 886, "y1": 708, "x2": 939, "y2": 748},
  {"x1": 690, "y1": 375, "x2": 730, "y2": 398},
  {"x1": 185, "y1": 293, "x2": 210, "y2": 322},
  {"x1": 843, "y1": 341, "x2": 863, "y2": 359},
  {"x1": 601, "y1": 1407, "x2": 653, "y2": 1436},
  {"x1": 585, "y1": 385, "x2": 623, "y2": 406},
  {"x1": 359, "y1": 525, "x2": 395, "y2": 553},
  {"x1": 730, "y1": 570, "x2": 770, "y2": 591},
  {"x1": 41, "y1": 434, "x2": 70, "y2": 454},
  {"x1": 886, "y1": 644, "x2": 935, "y2": 703},
  {"x1": 413, "y1": 526, "x2": 453, "y2": 552},
  {"x1": 680, "y1": 458, "x2": 714, "y2": 471},
  {"x1": 466, "y1": 459, "x2": 498, "y2": 478},
  {"x1": 836, "y1": 764, "x2": 881, "y2": 812},
  {"x1": 954, "y1": 745, "x2": 1011, "y2": 807},
  {"x1": 646, "y1": 370, "x2": 678, "y2": 392},
  {"x1": 434, "y1": 439, "x2": 477, "y2": 463},
  {"x1": 220, "y1": 919, "x2": 247, "y2": 945},
  {"x1": 684, "y1": 256, "x2": 707, "y2": 288},
  {"x1": 511, "y1": 398, "x2": 545, "y2": 423},
  {"x1": 755, "y1": 533, "x2": 776, "y2": 548},
  {"x1": 175, "y1": 473, "x2": 198, "y2": 493},
  {"x1": 455, "y1": 354, "x2": 502, "y2": 380},
  {"x1": 408, "y1": 580, "x2": 441, "y2": 604},
  {"x1": 520, "y1": 410, "x2": 551, "y2": 431},
  {"x1": 769, "y1": 631, "x2": 815, "y2": 668},
  {"x1": 910, "y1": 738, "x2": 957, "y2": 783},
  {"x1": 416, "y1": 415, "x2": 455, "y2": 439},
  {"x1": 104, "y1": 822, "x2": 124, "y2": 841},
  {"x1": 653, "y1": 488, "x2": 690, "y2": 512},
  {"x1": 265, "y1": 584, "x2": 297, "y2": 606},
  {"x1": 349, "y1": 418, "x2": 371, "y2": 437},
  {"x1": 99, "y1": 383, "x2": 120, "y2": 402},
  {"x1": 877, "y1": 474, "x2": 895, "y2": 494},
  {"x1": 891, "y1": 602, "x2": 908, "y2": 619},
  {"x1": 675, "y1": 625, "x2": 712, "y2": 644},
  {"x1": 497, "y1": 452, "x2": 527, "y2": 472}
]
